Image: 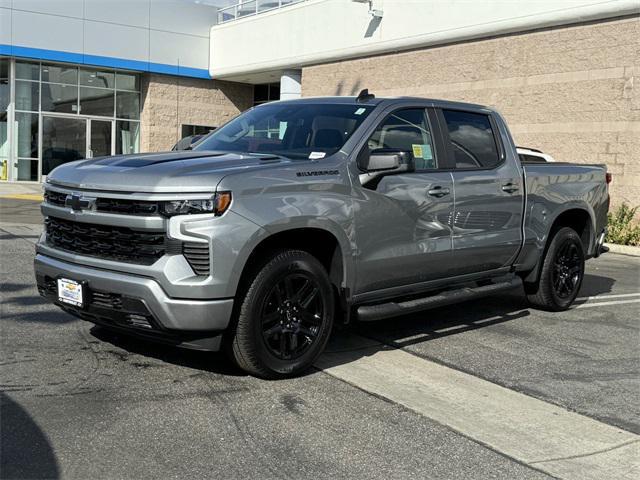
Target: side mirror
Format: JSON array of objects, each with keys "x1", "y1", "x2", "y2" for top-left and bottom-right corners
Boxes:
[
  {"x1": 358, "y1": 149, "x2": 415, "y2": 187},
  {"x1": 359, "y1": 148, "x2": 415, "y2": 173}
]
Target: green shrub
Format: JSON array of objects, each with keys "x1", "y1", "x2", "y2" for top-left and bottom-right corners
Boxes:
[{"x1": 607, "y1": 203, "x2": 640, "y2": 246}]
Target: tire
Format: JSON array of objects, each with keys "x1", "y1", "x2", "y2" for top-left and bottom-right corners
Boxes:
[
  {"x1": 229, "y1": 250, "x2": 335, "y2": 379},
  {"x1": 527, "y1": 227, "x2": 585, "y2": 311}
]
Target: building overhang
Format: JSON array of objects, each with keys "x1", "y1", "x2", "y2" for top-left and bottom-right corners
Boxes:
[{"x1": 209, "y1": 0, "x2": 639, "y2": 80}]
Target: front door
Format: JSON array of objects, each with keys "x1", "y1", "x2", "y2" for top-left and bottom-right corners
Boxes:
[
  {"x1": 41, "y1": 116, "x2": 87, "y2": 177},
  {"x1": 88, "y1": 119, "x2": 113, "y2": 159},
  {"x1": 353, "y1": 107, "x2": 454, "y2": 295},
  {"x1": 41, "y1": 115, "x2": 113, "y2": 178}
]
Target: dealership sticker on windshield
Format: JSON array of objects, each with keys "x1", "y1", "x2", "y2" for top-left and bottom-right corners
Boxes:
[
  {"x1": 355, "y1": 108, "x2": 366, "y2": 115},
  {"x1": 57, "y1": 278, "x2": 83, "y2": 307},
  {"x1": 309, "y1": 151, "x2": 326, "y2": 160}
]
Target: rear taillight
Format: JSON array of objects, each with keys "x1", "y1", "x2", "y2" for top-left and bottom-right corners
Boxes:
[{"x1": 606, "y1": 172, "x2": 612, "y2": 184}]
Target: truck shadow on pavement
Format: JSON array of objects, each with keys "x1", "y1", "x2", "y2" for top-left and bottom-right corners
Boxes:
[
  {"x1": 321, "y1": 272, "x2": 618, "y2": 374},
  {"x1": 75, "y1": 272, "x2": 617, "y2": 377},
  {"x1": 2, "y1": 282, "x2": 79, "y2": 324},
  {"x1": 88, "y1": 326, "x2": 246, "y2": 377},
  {"x1": 0, "y1": 393, "x2": 60, "y2": 479}
]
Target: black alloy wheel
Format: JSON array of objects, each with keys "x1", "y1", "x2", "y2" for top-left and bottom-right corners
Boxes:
[
  {"x1": 526, "y1": 227, "x2": 585, "y2": 311},
  {"x1": 229, "y1": 249, "x2": 335, "y2": 379},
  {"x1": 260, "y1": 273, "x2": 324, "y2": 360},
  {"x1": 552, "y1": 239, "x2": 583, "y2": 299}
]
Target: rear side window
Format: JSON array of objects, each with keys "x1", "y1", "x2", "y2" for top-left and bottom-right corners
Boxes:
[
  {"x1": 520, "y1": 154, "x2": 546, "y2": 163},
  {"x1": 442, "y1": 110, "x2": 500, "y2": 169}
]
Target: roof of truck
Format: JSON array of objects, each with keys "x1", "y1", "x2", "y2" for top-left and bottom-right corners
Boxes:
[{"x1": 260, "y1": 95, "x2": 494, "y2": 112}]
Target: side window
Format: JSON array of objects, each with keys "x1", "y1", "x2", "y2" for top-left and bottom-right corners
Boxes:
[
  {"x1": 442, "y1": 110, "x2": 500, "y2": 169},
  {"x1": 368, "y1": 108, "x2": 436, "y2": 170}
]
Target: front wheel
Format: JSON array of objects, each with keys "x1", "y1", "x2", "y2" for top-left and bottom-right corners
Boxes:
[
  {"x1": 229, "y1": 250, "x2": 335, "y2": 379},
  {"x1": 527, "y1": 227, "x2": 585, "y2": 311}
]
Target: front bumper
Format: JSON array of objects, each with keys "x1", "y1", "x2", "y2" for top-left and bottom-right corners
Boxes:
[{"x1": 35, "y1": 253, "x2": 234, "y2": 350}]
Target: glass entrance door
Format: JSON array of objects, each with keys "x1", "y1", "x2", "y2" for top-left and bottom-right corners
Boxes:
[
  {"x1": 88, "y1": 119, "x2": 112, "y2": 159},
  {"x1": 41, "y1": 115, "x2": 114, "y2": 178},
  {"x1": 41, "y1": 116, "x2": 87, "y2": 176}
]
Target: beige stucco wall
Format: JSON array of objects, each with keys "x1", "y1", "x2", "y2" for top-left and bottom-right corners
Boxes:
[
  {"x1": 140, "y1": 74, "x2": 253, "y2": 152},
  {"x1": 301, "y1": 15, "x2": 640, "y2": 208}
]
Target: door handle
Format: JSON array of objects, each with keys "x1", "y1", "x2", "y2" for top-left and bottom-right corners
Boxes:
[
  {"x1": 427, "y1": 186, "x2": 450, "y2": 198},
  {"x1": 502, "y1": 182, "x2": 519, "y2": 193}
]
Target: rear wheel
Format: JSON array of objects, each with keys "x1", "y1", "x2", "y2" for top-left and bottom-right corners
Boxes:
[
  {"x1": 527, "y1": 227, "x2": 585, "y2": 311},
  {"x1": 229, "y1": 250, "x2": 334, "y2": 379}
]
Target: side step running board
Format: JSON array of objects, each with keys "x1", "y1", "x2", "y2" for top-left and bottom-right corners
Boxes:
[{"x1": 357, "y1": 277, "x2": 522, "y2": 322}]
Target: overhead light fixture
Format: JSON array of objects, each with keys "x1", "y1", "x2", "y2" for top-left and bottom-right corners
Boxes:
[{"x1": 352, "y1": 0, "x2": 383, "y2": 18}]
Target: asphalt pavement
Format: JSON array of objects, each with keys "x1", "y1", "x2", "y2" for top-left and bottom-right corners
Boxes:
[{"x1": 1, "y1": 198, "x2": 638, "y2": 479}]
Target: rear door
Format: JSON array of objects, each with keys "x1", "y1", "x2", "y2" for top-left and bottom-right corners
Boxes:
[
  {"x1": 436, "y1": 108, "x2": 524, "y2": 276},
  {"x1": 353, "y1": 106, "x2": 455, "y2": 295}
]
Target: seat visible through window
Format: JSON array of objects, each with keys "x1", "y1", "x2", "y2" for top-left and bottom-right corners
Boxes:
[
  {"x1": 313, "y1": 129, "x2": 344, "y2": 150},
  {"x1": 367, "y1": 109, "x2": 436, "y2": 170}
]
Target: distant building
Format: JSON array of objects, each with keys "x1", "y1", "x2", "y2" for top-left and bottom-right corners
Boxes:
[{"x1": 0, "y1": 0, "x2": 254, "y2": 183}]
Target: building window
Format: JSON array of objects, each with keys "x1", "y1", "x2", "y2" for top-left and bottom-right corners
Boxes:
[
  {"x1": 253, "y1": 83, "x2": 280, "y2": 106},
  {"x1": 181, "y1": 124, "x2": 216, "y2": 138},
  {"x1": 0, "y1": 57, "x2": 8, "y2": 180},
  {"x1": 2, "y1": 58, "x2": 142, "y2": 182}
]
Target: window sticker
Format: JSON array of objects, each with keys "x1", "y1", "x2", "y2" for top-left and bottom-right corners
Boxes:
[
  {"x1": 309, "y1": 151, "x2": 326, "y2": 160},
  {"x1": 412, "y1": 144, "x2": 433, "y2": 160},
  {"x1": 354, "y1": 107, "x2": 366, "y2": 115}
]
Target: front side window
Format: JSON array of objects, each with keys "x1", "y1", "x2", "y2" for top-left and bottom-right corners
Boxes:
[
  {"x1": 442, "y1": 110, "x2": 500, "y2": 169},
  {"x1": 194, "y1": 103, "x2": 374, "y2": 160},
  {"x1": 367, "y1": 108, "x2": 436, "y2": 169}
]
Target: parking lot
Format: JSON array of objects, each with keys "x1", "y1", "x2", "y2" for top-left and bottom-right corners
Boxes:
[{"x1": 1, "y1": 197, "x2": 639, "y2": 480}]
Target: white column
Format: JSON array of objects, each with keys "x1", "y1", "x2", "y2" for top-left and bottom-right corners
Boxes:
[{"x1": 279, "y1": 70, "x2": 302, "y2": 100}]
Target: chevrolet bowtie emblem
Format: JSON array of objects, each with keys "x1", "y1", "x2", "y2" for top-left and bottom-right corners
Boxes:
[{"x1": 65, "y1": 194, "x2": 93, "y2": 212}]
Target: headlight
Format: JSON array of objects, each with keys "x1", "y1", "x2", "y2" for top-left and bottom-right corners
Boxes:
[{"x1": 160, "y1": 192, "x2": 232, "y2": 217}]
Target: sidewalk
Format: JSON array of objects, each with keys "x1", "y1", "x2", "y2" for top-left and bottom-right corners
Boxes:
[{"x1": 0, "y1": 182, "x2": 43, "y2": 200}]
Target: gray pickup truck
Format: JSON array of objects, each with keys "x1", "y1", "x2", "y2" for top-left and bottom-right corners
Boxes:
[{"x1": 35, "y1": 93, "x2": 609, "y2": 378}]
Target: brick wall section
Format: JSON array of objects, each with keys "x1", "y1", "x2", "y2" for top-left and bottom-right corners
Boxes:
[
  {"x1": 140, "y1": 74, "x2": 253, "y2": 152},
  {"x1": 301, "y1": 16, "x2": 640, "y2": 208}
]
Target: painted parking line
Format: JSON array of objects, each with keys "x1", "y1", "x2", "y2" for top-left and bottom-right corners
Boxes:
[
  {"x1": 575, "y1": 298, "x2": 640, "y2": 309},
  {"x1": 316, "y1": 334, "x2": 639, "y2": 480},
  {"x1": 576, "y1": 293, "x2": 640, "y2": 301},
  {"x1": 574, "y1": 292, "x2": 640, "y2": 309},
  {"x1": 0, "y1": 194, "x2": 44, "y2": 201}
]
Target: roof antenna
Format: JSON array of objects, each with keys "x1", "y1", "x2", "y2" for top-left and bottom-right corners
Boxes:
[{"x1": 356, "y1": 89, "x2": 375, "y2": 102}]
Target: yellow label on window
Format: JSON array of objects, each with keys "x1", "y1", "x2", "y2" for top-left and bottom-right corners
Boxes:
[
  {"x1": 412, "y1": 144, "x2": 433, "y2": 160},
  {"x1": 0, "y1": 160, "x2": 7, "y2": 181}
]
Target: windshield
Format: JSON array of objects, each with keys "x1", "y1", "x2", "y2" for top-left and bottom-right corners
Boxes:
[{"x1": 193, "y1": 103, "x2": 375, "y2": 160}]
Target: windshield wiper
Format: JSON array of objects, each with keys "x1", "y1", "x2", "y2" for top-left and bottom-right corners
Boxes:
[{"x1": 247, "y1": 152, "x2": 291, "y2": 161}]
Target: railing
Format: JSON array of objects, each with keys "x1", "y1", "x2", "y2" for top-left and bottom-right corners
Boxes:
[{"x1": 217, "y1": 0, "x2": 306, "y2": 24}]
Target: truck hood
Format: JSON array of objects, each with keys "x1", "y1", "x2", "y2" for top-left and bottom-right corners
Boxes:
[{"x1": 46, "y1": 151, "x2": 291, "y2": 193}]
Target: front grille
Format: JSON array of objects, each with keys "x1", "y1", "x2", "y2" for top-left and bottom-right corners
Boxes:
[
  {"x1": 183, "y1": 242, "x2": 210, "y2": 276},
  {"x1": 45, "y1": 216, "x2": 165, "y2": 265},
  {"x1": 44, "y1": 190, "x2": 161, "y2": 216},
  {"x1": 95, "y1": 198, "x2": 160, "y2": 216},
  {"x1": 44, "y1": 190, "x2": 67, "y2": 207}
]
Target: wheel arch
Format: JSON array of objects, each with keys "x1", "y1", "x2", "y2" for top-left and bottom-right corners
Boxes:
[
  {"x1": 522, "y1": 205, "x2": 594, "y2": 286},
  {"x1": 231, "y1": 221, "x2": 352, "y2": 308}
]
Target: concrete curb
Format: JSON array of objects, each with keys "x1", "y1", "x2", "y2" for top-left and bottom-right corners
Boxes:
[{"x1": 604, "y1": 243, "x2": 640, "y2": 257}]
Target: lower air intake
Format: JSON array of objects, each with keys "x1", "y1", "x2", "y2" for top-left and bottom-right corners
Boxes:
[{"x1": 183, "y1": 242, "x2": 210, "y2": 276}]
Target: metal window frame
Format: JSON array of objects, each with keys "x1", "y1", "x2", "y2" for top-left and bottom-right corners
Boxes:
[{"x1": 5, "y1": 57, "x2": 141, "y2": 183}]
